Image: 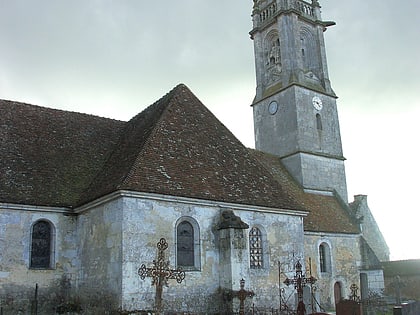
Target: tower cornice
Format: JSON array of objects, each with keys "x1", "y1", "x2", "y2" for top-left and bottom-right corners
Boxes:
[
  {"x1": 280, "y1": 150, "x2": 346, "y2": 162},
  {"x1": 251, "y1": 82, "x2": 337, "y2": 106}
]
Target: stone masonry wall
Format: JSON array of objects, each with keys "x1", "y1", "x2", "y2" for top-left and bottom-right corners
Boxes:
[
  {"x1": 0, "y1": 196, "x2": 306, "y2": 314},
  {"x1": 76, "y1": 198, "x2": 123, "y2": 313},
  {"x1": 119, "y1": 195, "x2": 304, "y2": 314},
  {"x1": 304, "y1": 232, "x2": 361, "y2": 311},
  {"x1": 352, "y1": 195, "x2": 389, "y2": 262},
  {"x1": 0, "y1": 207, "x2": 78, "y2": 314}
]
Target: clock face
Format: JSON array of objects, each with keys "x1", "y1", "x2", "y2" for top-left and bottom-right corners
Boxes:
[
  {"x1": 312, "y1": 96, "x2": 323, "y2": 111},
  {"x1": 268, "y1": 101, "x2": 278, "y2": 115}
]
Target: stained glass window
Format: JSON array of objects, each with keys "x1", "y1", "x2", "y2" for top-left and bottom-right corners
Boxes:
[
  {"x1": 177, "y1": 221, "x2": 194, "y2": 267},
  {"x1": 30, "y1": 220, "x2": 52, "y2": 268},
  {"x1": 249, "y1": 227, "x2": 263, "y2": 269}
]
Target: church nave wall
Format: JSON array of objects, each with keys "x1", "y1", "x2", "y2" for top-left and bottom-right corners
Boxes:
[{"x1": 0, "y1": 206, "x2": 78, "y2": 314}]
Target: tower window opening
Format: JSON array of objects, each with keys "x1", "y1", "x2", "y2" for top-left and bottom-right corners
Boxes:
[
  {"x1": 316, "y1": 113, "x2": 322, "y2": 130},
  {"x1": 301, "y1": 38, "x2": 306, "y2": 60}
]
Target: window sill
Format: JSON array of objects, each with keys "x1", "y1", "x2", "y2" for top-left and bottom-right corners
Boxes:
[
  {"x1": 178, "y1": 266, "x2": 200, "y2": 272},
  {"x1": 29, "y1": 267, "x2": 55, "y2": 270}
]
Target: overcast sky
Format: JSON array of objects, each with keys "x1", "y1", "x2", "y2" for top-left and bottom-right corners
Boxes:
[{"x1": 1, "y1": 0, "x2": 419, "y2": 261}]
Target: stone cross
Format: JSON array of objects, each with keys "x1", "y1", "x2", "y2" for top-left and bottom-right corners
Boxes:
[
  {"x1": 232, "y1": 278, "x2": 255, "y2": 315},
  {"x1": 284, "y1": 260, "x2": 317, "y2": 315},
  {"x1": 138, "y1": 238, "x2": 185, "y2": 313}
]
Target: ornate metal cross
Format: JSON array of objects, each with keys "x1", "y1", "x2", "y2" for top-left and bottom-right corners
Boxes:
[
  {"x1": 232, "y1": 278, "x2": 255, "y2": 315},
  {"x1": 138, "y1": 238, "x2": 185, "y2": 313},
  {"x1": 350, "y1": 283, "x2": 360, "y2": 301},
  {"x1": 284, "y1": 260, "x2": 317, "y2": 315}
]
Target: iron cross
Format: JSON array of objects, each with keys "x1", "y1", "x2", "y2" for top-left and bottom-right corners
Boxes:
[
  {"x1": 232, "y1": 278, "x2": 255, "y2": 315},
  {"x1": 284, "y1": 260, "x2": 317, "y2": 315},
  {"x1": 138, "y1": 238, "x2": 185, "y2": 313}
]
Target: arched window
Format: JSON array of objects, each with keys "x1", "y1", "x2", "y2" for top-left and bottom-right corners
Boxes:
[
  {"x1": 249, "y1": 227, "x2": 263, "y2": 269},
  {"x1": 319, "y1": 242, "x2": 331, "y2": 273},
  {"x1": 300, "y1": 28, "x2": 320, "y2": 72},
  {"x1": 177, "y1": 221, "x2": 194, "y2": 267},
  {"x1": 30, "y1": 220, "x2": 54, "y2": 269},
  {"x1": 316, "y1": 113, "x2": 322, "y2": 130},
  {"x1": 176, "y1": 217, "x2": 200, "y2": 270}
]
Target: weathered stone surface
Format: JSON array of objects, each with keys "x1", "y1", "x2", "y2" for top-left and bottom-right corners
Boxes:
[{"x1": 304, "y1": 233, "x2": 361, "y2": 310}]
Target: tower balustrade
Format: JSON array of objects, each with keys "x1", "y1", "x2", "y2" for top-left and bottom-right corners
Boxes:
[{"x1": 254, "y1": 0, "x2": 316, "y2": 26}]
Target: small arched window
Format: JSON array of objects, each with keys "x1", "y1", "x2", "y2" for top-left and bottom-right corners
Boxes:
[
  {"x1": 177, "y1": 221, "x2": 194, "y2": 267},
  {"x1": 249, "y1": 227, "x2": 263, "y2": 269},
  {"x1": 176, "y1": 217, "x2": 200, "y2": 270},
  {"x1": 316, "y1": 113, "x2": 322, "y2": 130},
  {"x1": 319, "y1": 242, "x2": 331, "y2": 273},
  {"x1": 30, "y1": 220, "x2": 54, "y2": 269}
]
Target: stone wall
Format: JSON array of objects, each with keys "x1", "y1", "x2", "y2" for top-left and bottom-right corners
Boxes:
[
  {"x1": 0, "y1": 205, "x2": 78, "y2": 314},
  {"x1": 360, "y1": 269, "x2": 385, "y2": 294},
  {"x1": 304, "y1": 232, "x2": 361, "y2": 311},
  {"x1": 118, "y1": 194, "x2": 304, "y2": 313},
  {"x1": 351, "y1": 195, "x2": 389, "y2": 263},
  {"x1": 76, "y1": 198, "x2": 124, "y2": 312},
  {"x1": 0, "y1": 194, "x2": 307, "y2": 314}
]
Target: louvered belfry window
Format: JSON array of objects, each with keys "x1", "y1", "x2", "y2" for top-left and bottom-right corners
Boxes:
[
  {"x1": 177, "y1": 221, "x2": 194, "y2": 267},
  {"x1": 30, "y1": 220, "x2": 52, "y2": 268},
  {"x1": 249, "y1": 227, "x2": 263, "y2": 268}
]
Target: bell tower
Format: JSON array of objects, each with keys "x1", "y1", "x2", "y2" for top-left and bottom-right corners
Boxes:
[{"x1": 250, "y1": 0, "x2": 348, "y2": 201}]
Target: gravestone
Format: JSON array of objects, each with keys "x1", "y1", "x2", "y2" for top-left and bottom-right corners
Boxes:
[{"x1": 336, "y1": 299, "x2": 362, "y2": 315}]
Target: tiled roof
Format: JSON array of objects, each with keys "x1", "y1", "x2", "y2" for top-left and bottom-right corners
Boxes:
[
  {"x1": 1, "y1": 84, "x2": 362, "y2": 233},
  {"x1": 0, "y1": 100, "x2": 125, "y2": 207},
  {"x1": 80, "y1": 84, "x2": 306, "y2": 210},
  {"x1": 250, "y1": 150, "x2": 360, "y2": 234},
  {"x1": 382, "y1": 259, "x2": 420, "y2": 277},
  {"x1": 1, "y1": 85, "x2": 306, "y2": 212}
]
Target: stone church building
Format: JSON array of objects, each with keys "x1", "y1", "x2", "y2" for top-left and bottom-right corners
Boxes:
[{"x1": 0, "y1": 0, "x2": 389, "y2": 314}]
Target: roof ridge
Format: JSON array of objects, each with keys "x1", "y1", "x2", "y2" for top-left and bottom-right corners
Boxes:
[
  {"x1": 0, "y1": 99, "x2": 124, "y2": 123},
  {"x1": 75, "y1": 84, "x2": 195, "y2": 205},
  {"x1": 119, "y1": 85, "x2": 185, "y2": 188}
]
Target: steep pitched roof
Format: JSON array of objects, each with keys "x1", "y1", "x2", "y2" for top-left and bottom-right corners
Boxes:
[
  {"x1": 1, "y1": 85, "x2": 306, "y2": 212},
  {"x1": 0, "y1": 100, "x2": 125, "y2": 207},
  {"x1": 250, "y1": 150, "x2": 360, "y2": 234},
  {"x1": 80, "y1": 84, "x2": 306, "y2": 210}
]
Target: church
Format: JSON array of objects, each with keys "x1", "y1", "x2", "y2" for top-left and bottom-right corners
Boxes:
[{"x1": 0, "y1": 0, "x2": 389, "y2": 314}]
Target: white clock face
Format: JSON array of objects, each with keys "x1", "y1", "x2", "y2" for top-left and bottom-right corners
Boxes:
[
  {"x1": 312, "y1": 96, "x2": 323, "y2": 111},
  {"x1": 268, "y1": 101, "x2": 278, "y2": 115}
]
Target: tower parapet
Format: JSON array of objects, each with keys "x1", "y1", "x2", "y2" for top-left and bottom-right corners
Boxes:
[{"x1": 252, "y1": 0, "x2": 322, "y2": 29}]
